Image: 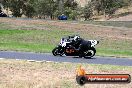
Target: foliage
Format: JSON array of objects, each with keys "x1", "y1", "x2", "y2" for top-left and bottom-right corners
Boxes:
[
  {"x1": 63, "y1": 0, "x2": 78, "y2": 20},
  {"x1": 2, "y1": 0, "x2": 23, "y2": 17},
  {"x1": 83, "y1": 2, "x2": 93, "y2": 20},
  {"x1": 64, "y1": 0, "x2": 78, "y2": 10},
  {"x1": 24, "y1": 5, "x2": 35, "y2": 18},
  {"x1": 35, "y1": 0, "x2": 57, "y2": 19},
  {"x1": 83, "y1": 0, "x2": 131, "y2": 19},
  {"x1": 1, "y1": 0, "x2": 79, "y2": 19},
  {"x1": 22, "y1": 0, "x2": 36, "y2": 18},
  {"x1": 1, "y1": 0, "x2": 132, "y2": 19}
]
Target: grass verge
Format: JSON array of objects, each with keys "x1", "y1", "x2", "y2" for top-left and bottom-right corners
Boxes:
[
  {"x1": 0, "y1": 29, "x2": 73, "y2": 53},
  {"x1": 0, "y1": 18, "x2": 132, "y2": 58},
  {"x1": 0, "y1": 59, "x2": 132, "y2": 88},
  {"x1": 81, "y1": 21, "x2": 132, "y2": 28}
]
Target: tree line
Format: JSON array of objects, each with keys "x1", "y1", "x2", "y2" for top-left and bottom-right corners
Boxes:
[
  {"x1": 0, "y1": 0, "x2": 132, "y2": 20},
  {"x1": 0, "y1": 0, "x2": 78, "y2": 20},
  {"x1": 84, "y1": 0, "x2": 132, "y2": 20}
]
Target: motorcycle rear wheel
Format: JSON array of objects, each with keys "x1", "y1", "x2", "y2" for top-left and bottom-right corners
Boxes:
[{"x1": 84, "y1": 47, "x2": 96, "y2": 58}]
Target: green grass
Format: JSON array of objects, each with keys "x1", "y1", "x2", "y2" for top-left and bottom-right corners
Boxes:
[
  {"x1": 0, "y1": 19, "x2": 132, "y2": 58},
  {"x1": 0, "y1": 29, "x2": 74, "y2": 53},
  {"x1": 96, "y1": 39, "x2": 132, "y2": 57},
  {"x1": 97, "y1": 48, "x2": 132, "y2": 57},
  {"x1": 0, "y1": 29, "x2": 132, "y2": 57},
  {"x1": 0, "y1": 42, "x2": 54, "y2": 52}
]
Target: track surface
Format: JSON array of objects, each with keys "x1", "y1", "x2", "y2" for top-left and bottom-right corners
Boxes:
[{"x1": 0, "y1": 51, "x2": 132, "y2": 66}]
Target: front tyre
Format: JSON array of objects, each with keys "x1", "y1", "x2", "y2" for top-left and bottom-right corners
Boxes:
[
  {"x1": 52, "y1": 47, "x2": 60, "y2": 56},
  {"x1": 84, "y1": 47, "x2": 96, "y2": 58},
  {"x1": 52, "y1": 46, "x2": 64, "y2": 56}
]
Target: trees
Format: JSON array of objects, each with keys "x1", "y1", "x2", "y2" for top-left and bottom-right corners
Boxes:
[
  {"x1": 1, "y1": 0, "x2": 31, "y2": 17},
  {"x1": 1, "y1": 0, "x2": 25, "y2": 17},
  {"x1": 53, "y1": 0, "x2": 79, "y2": 20},
  {"x1": 1, "y1": 0, "x2": 57, "y2": 18},
  {"x1": 22, "y1": 0, "x2": 36, "y2": 18},
  {"x1": 23, "y1": 4, "x2": 35, "y2": 18},
  {"x1": 63, "y1": 0, "x2": 78, "y2": 20},
  {"x1": 83, "y1": 2, "x2": 93, "y2": 20},
  {"x1": 34, "y1": 0, "x2": 57, "y2": 19},
  {"x1": 83, "y1": 0, "x2": 131, "y2": 20},
  {"x1": 1, "y1": 0, "x2": 79, "y2": 19},
  {"x1": 64, "y1": 0, "x2": 78, "y2": 10},
  {"x1": 1, "y1": 0, "x2": 131, "y2": 20}
]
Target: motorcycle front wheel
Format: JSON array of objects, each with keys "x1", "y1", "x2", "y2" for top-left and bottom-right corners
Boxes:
[
  {"x1": 52, "y1": 46, "x2": 64, "y2": 56},
  {"x1": 52, "y1": 47, "x2": 59, "y2": 56}
]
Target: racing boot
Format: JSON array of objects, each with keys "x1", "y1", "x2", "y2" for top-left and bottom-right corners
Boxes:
[{"x1": 78, "y1": 49, "x2": 85, "y2": 58}]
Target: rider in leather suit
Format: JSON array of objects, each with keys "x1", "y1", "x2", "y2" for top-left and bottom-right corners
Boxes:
[{"x1": 72, "y1": 35, "x2": 91, "y2": 57}]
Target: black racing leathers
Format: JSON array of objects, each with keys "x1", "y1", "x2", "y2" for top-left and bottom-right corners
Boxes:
[{"x1": 73, "y1": 38, "x2": 91, "y2": 57}]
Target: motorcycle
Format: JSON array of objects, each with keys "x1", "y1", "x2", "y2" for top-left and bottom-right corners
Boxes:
[{"x1": 52, "y1": 35, "x2": 99, "y2": 58}]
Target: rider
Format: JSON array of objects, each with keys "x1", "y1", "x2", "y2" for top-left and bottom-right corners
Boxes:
[{"x1": 72, "y1": 35, "x2": 91, "y2": 57}]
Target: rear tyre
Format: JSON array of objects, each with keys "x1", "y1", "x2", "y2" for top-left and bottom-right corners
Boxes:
[{"x1": 84, "y1": 47, "x2": 96, "y2": 58}]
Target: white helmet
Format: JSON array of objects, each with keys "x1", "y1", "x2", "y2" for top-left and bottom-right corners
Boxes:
[{"x1": 73, "y1": 35, "x2": 80, "y2": 42}]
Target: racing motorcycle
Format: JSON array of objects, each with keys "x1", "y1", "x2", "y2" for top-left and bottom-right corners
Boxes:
[{"x1": 52, "y1": 35, "x2": 99, "y2": 58}]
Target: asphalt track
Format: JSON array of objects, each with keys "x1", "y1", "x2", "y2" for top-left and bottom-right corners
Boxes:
[{"x1": 0, "y1": 51, "x2": 132, "y2": 66}]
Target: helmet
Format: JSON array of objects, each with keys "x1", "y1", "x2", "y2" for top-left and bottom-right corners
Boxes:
[{"x1": 73, "y1": 35, "x2": 80, "y2": 42}]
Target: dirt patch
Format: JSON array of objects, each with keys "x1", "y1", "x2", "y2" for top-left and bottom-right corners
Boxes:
[
  {"x1": 48, "y1": 21, "x2": 132, "y2": 40},
  {"x1": 109, "y1": 14, "x2": 132, "y2": 21},
  {"x1": 0, "y1": 59, "x2": 132, "y2": 88},
  {"x1": 0, "y1": 18, "x2": 132, "y2": 57},
  {"x1": 0, "y1": 18, "x2": 132, "y2": 41}
]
